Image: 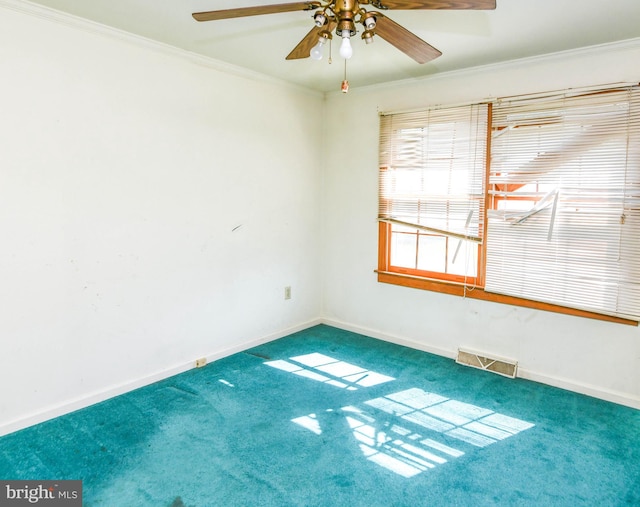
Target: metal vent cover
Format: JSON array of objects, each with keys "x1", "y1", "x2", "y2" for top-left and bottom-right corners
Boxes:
[{"x1": 456, "y1": 348, "x2": 518, "y2": 379}]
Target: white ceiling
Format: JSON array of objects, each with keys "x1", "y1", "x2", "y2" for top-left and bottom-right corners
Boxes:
[{"x1": 22, "y1": 0, "x2": 640, "y2": 92}]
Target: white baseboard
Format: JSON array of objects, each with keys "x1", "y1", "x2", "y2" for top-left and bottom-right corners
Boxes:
[
  {"x1": 321, "y1": 318, "x2": 457, "y2": 360},
  {"x1": 321, "y1": 318, "x2": 640, "y2": 411},
  {"x1": 200, "y1": 318, "x2": 322, "y2": 365},
  {"x1": 516, "y1": 368, "x2": 640, "y2": 410},
  {"x1": 0, "y1": 318, "x2": 321, "y2": 437},
  {"x1": 0, "y1": 362, "x2": 194, "y2": 438}
]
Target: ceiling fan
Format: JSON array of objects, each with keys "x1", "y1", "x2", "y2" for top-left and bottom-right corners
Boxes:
[{"x1": 193, "y1": 0, "x2": 496, "y2": 65}]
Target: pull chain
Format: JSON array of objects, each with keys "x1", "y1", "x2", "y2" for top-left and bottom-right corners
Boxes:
[{"x1": 341, "y1": 58, "x2": 349, "y2": 93}]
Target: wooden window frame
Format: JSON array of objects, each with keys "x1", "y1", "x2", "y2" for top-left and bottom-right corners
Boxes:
[{"x1": 377, "y1": 222, "x2": 636, "y2": 325}]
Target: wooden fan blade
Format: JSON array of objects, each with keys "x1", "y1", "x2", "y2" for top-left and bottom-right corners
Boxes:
[
  {"x1": 193, "y1": 2, "x2": 322, "y2": 22},
  {"x1": 286, "y1": 20, "x2": 337, "y2": 60},
  {"x1": 374, "y1": 14, "x2": 442, "y2": 64},
  {"x1": 362, "y1": 0, "x2": 495, "y2": 10}
]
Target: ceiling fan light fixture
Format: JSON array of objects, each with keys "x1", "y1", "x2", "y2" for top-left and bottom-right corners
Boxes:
[
  {"x1": 313, "y1": 11, "x2": 327, "y2": 27},
  {"x1": 310, "y1": 29, "x2": 332, "y2": 60},
  {"x1": 310, "y1": 36, "x2": 327, "y2": 60},
  {"x1": 362, "y1": 12, "x2": 376, "y2": 31},
  {"x1": 339, "y1": 33, "x2": 353, "y2": 59},
  {"x1": 336, "y1": 18, "x2": 356, "y2": 59},
  {"x1": 362, "y1": 29, "x2": 374, "y2": 44},
  {"x1": 335, "y1": 18, "x2": 356, "y2": 37}
]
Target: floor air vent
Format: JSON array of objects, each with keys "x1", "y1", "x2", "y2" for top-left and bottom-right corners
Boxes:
[{"x1": 456, "y1": 348, "x2": 518, "y2": 379}]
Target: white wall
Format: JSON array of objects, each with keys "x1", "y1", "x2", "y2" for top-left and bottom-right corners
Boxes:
[
  {"x1": 322, "y1": 40, "x2": 640, "y2": 408},
  {"x1": 0, "y1": 4, "x2": 324, "y2": 434}
]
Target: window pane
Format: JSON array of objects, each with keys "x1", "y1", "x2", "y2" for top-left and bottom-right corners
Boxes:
[
  {"x1": 416, "y1": 235, "x2": 446, "y2": 272},
  {"x1": 448, "y1": 240, "x2": 478, "y2": 278},
  {"x1": 391, "y1": 230, "x2": 417, "y2": 269}
]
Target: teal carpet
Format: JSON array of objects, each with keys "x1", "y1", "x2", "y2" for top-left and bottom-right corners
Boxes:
[{"x1": 1, "y1": 325, "x2": 639, "y2": 506}]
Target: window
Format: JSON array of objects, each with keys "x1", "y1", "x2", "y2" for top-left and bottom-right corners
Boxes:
[
  {"x1": 378, "y1": 104, "x2": 489, "y2": 286},
  {"x1": 378, "y1": 85, "x2": 640, "y2": 324}
]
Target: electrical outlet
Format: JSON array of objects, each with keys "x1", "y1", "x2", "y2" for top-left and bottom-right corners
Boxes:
[
  {"x1": 284, "y1": 286, "x2": 292, "y2": 300},
  {"x1": 195, "y1": 357, "x2": 207, "y2": 368}
]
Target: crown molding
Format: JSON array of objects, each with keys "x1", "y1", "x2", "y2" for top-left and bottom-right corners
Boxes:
[
  {"x1": 0, "y1": 0, "x2": 323, "y2": 98},
  {"x1": 341, "y1": 37, "x2": 640, "y2": 96}
]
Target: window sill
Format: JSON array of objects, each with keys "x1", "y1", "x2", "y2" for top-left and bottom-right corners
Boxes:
[{"x1": 376, "y1": 270, "x2": 638, "y2": 326}]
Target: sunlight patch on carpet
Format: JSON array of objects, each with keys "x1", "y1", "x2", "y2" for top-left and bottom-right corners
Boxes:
[
  {"x1": 292, "y1": 387, "x2": 534, "y2": 478},
  {"x1": 366, "y1": 388, "x2": 535, "y2": 448},
  {"x1": 264, "y1": 353, "x2": 395, "y2": 390}
]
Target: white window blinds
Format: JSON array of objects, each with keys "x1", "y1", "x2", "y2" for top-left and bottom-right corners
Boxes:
[
  {"x1": 486, "y1": 86, "x2": 640, "y2": 320},
  {"x1": 379, "y1": 104, "x2": 489, "y2": 242}
]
